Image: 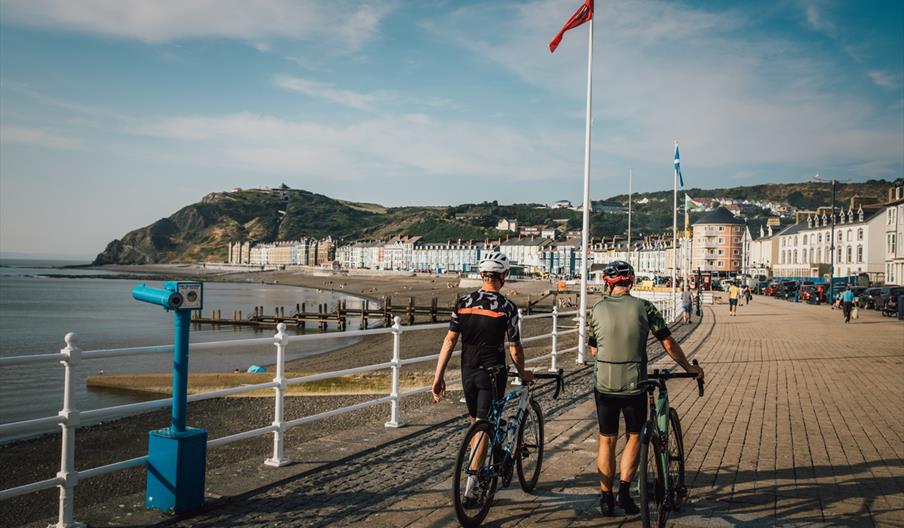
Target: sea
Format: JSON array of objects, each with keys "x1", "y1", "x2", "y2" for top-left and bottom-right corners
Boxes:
[{"x1": 0, "y1": 259, "x2": 368, "y2": 439}]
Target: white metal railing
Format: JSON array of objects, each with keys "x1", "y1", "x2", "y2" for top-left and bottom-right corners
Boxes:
[{"x1": 0, "y1": 308, "x2": 580, "y2": 528}]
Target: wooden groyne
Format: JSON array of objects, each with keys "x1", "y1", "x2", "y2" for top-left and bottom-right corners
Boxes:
[{"x1": 191, "y1": 294, "x2": 572, "y2": 331}]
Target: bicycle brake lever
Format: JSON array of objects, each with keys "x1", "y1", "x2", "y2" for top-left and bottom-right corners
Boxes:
[
  {"x1": 692, "y1": 359, "x2": 704, "y2": 397},
  {"x1": 553, "y1": 368, "x2": 564, "y2": 400}
]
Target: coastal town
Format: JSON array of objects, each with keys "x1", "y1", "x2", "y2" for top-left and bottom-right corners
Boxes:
[{"x1": 224, "y1": 180, "x2": 904, "y2": 290}]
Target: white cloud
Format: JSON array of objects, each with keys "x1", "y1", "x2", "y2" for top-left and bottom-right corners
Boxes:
[
  {"x1": 273, "y1": 75, "x2": 390, "y2": 111},
  {"x1": 131, "y1": 112, "x2": 575, "y2": 182},
  {"x1": 425, "y1": 0, "x2": 903, "y2": 173},
  {"x1": 868, "y1": 70, "x2": 900, "y2": 90},
  {"x1": 0, "y1": 0, "x2": 394, "y2": 50},
  {"x1": 0, "y1": 125, "x2": 79, "y2": 149}
]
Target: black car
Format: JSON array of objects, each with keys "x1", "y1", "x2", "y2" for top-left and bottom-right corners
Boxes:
[
  {"x1": 859, "y1": 287, "x2": 882, "y2": 309},
  {"x1": 876, "y1": 285, "x2": 902, "y2": 310},
  {"x1": 776, "y1": 281, "x2": 799, "y2": 300}
]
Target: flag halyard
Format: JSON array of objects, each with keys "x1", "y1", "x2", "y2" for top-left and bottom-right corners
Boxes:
[{"x1": 549, "y1": 0, "x2": 594, "y2": 53}]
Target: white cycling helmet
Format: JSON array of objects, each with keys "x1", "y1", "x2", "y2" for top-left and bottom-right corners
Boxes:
[{"x1": 478, "y1": 251, "x2": 510, "y2": 273}]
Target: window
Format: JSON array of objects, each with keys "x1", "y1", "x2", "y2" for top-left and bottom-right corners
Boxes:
[
  {"x1": 837, "y1": 230, "x2": 842, "y2": 241},
  {"x1": 732, "y1": 260, "x2": 739, "y2": 268},
  {"x1": 818, "y1": 233, "x2": 822, "y2": 244},
  {"x1": 719, "y1": 226, "x2": 725, "y2": 231},
  {"x1": 857, "y1": 245, "x2": 863, "y2": 263},
  {"x1": 718, "y1": 249, "x2": 724, "y2": 255},
  {"x1": 719, "y1": 238, "x2": 724, "y2": 244},
  {"x1": 837, "y1": 247, "x2": 842, "y2": 262},
  {"x1": 890, "y1": 233, "x2": 898, "y2": 254},
  {"x1": 718, "y1": 261, "x2": 724, "y2": 267},
  {"x1": 857, "y1": 228, "x2": 863, "y2": 241},
  {"x1": 846, "y1": 229, "x2": 852, "y2": 242},
  {"x1": 846, "y1": 246, "x2": 852, "y2": 263},
  {"x1": 810, "y1": 248, "x2": 814, "y2": 262},
  {"x1": 825, "y1": 248, "x2": 830, "y2": 261},
  {"x1": 793, "y1": 250, "x2": 798, "y2": 264},
  {"x1": 733, "y1": 249, "x2": 740, "y2": 256},
  {"x1": 889, "y1": 208, "x2": 896, "y2": 225}
]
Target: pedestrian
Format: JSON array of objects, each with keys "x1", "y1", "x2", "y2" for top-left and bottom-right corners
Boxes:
[
  {"x1": 727, "y1": 281, "x2": 740, "y2": 316},
  {"x1": 681, "y1": 287, "x2": 693, "y2": 324},
  {"x1": 840, "y1": 286, "x2": 855, "y2": 323},
  {"x1": 745, "y1": 285, "x2": 753, "y2": 304}
]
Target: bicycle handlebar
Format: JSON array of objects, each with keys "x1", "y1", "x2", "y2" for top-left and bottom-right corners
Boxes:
[
  {"x1": 644, "y1": 359, "x2": 704, "y2": 397},
  {"x1": 509, "y1": 368, "x2": 565, "y2": 399}
]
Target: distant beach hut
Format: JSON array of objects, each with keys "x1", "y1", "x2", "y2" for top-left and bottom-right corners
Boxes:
[{"x1": 246, "y1": 365, "x2": 266, "y2": 373}]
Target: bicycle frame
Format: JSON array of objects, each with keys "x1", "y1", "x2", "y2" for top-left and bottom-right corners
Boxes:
[
  {"x1": 487, "y1": 385, "x2": 529, "y2": 466},
  {"x1": 643, "y1": 381, "x2": 673, "y2": 495}
]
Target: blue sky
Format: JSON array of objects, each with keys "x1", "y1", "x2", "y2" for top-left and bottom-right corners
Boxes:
[{"x1": 1, "y1": 0, "x2": 902, "y2": 258}]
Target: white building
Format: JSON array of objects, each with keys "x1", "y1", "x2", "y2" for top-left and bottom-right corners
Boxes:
[
  {"x1": 500, "y1": 238, "x2": 552, "y2": 274},
  {"x1": 773, "y1": 205, "x2": 885, "y2": 281},
  {"x1": 496, "y1": 218, "x2": 518, "y2": 233},
  {"x1": 883, "y1": 181, "x2": 904, "y2": 284},
  {"x1": 411, "y1": 241, "x2": 495, "y2": 273}
]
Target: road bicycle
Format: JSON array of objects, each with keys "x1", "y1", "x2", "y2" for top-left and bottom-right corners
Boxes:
[
  {"x1": 637, "y1": 359, "x2": 704, "y2": 528},
  {"x1": 452, "y1": 366, "x2": 565, "y2": 528}
]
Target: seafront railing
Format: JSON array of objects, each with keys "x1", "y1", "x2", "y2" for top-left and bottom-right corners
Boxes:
[{"x1": 0, "y1": 299, "x2": 681, "y2": 528}]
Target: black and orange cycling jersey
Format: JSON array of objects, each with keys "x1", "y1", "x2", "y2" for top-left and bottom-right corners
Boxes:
[{"x1": 450, "y1": 290, "x2": 521, "y2": 369}]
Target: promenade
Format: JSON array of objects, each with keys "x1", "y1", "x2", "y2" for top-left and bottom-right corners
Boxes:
[{"x1": 14, "y1": 295, "x2": 904, "y2": 527}]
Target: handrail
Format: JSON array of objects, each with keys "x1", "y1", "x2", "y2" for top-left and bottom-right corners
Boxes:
[{"x1": 0, "y1": 306, "x2": 587, "y2": 527}]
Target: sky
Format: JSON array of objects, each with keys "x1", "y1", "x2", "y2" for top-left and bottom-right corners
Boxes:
[{"x1": 1, "y1": 0, "x2": 902, "y2": 258}]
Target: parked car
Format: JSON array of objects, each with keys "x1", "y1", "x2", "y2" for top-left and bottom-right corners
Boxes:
[
  {"x1": 799, "y1": 285, "x2": 816, "y2": 303},
  {"x1": 859, "y1": 287, "x2": 883, "y2": 309},
  {"x1": 876, "y1": 285, "x2": 902, "y2": 310},
  {"x1": 764, "y1": 281, "x2": 780, "y2": 296},
  {"x1": 776, "y1": 281, "x2": 799, "y2": 300},
  {"x1": 882, "y1": 287, "x2": 904, "y2": 317},
  {"x1": 755, "y1": 280, "x2": 770, "y2": 294}
]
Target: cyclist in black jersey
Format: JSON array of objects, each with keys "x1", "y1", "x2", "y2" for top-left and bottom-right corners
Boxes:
[{"x1": 431, "y1": 251, "x2": 533, "y2": 417}]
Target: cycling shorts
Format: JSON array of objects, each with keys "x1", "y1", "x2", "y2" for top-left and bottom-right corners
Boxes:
[
  {"x1": 729, "y1": 298, "x2": 738, "y2": 306},
  {"x1": 594, "y1": 391, "x2": 647, "y2": 436},
  {"x1": 461, "y1": 364, "x2": 506, "y2": 420}
]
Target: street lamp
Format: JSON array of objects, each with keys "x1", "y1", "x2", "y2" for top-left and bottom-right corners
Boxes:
[{"x1": 812, "y1": 173, "x2": 852, "y2": 301}]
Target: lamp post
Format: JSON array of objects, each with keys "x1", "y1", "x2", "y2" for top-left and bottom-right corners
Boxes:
[{"x1": 813, "y1": 174, "x2": 851, "y2": 302}]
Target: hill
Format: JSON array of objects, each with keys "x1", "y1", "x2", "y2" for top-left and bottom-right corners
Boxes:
[{"x1": 94, "y1": 180, "x2": 897, "y2": 264}]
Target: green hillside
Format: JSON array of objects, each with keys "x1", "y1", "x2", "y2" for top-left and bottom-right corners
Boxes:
[{"x1": 94, "y1": 180, "x2": 899, "y2": 264}]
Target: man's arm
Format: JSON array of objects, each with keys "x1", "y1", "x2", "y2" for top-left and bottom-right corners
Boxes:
[
  {"x1": 660, "y1": 337, "x2": 704, "y2": 381},
  {"x1": 432, "y1": 330, "x2": 459, "y2": 401},
  {"x1": 508, "y1": 342, "x2": 534, "y2": 382}
]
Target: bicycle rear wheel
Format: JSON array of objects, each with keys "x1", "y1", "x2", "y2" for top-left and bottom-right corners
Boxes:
[
  {"x1": 516, "y1": 398, "x2": 544, "y2": 492},
  {"x1": 639, "y1": 425, "x2": 665, "y2": 528},
  {"x1": 453, "y1": 421, "x2": 498, "y2": 527},
  {"x1": 667, "y1": 408, "x2": 686, "y2": 511}
]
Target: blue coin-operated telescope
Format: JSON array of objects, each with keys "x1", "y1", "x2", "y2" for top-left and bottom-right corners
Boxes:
[{"x1": 132, "y1": 281, "x2": 205, "y2": 513}]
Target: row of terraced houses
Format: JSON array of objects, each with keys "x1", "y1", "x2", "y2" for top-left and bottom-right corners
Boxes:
[{"x1": 227, "y1": 180, "x2": 904, "y2": 284}]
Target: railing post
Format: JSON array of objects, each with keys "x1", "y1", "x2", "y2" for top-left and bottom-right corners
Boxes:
[
  {"x1": 385, "y1": 316, "x2": 405, "y2": 428},
  {"x1": 576, "y1": 305, "x2": 586, "y2": 364},
  {"x1": 549, "y1": 307, "x2": 559, "y2": 372},
  {"x1": 511, "y1": 309, "x2": 525, "y2": 385},
  {"x1": 265, "y1": 322, "x2": 291, "y2": 467},
  {"x1": 55, "y1": 333, "x2": 85, "y2": 528}
]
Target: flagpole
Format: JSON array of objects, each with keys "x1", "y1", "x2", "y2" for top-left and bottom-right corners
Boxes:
[
  {"x1": 672, "y1": 141, "x2": 678, "y2": 316},
  {"x1": 576, "y1": 15, "x2": 593, "y2": 365},
  {"x1": 627, "y1": 168, "x2": 632, "y2": 266}
]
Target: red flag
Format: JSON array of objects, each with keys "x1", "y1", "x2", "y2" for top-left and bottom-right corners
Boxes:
[{"x1": 549, "y1": 0, "x2": 593, "y2": 53}]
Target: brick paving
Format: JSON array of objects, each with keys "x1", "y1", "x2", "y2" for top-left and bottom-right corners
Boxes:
[
  {"x1": 360, "y1": 297, "x2": 904, "y2": 527},
  {"x1": 28, "y1": 296, "x2": 903, "y2": 527}
]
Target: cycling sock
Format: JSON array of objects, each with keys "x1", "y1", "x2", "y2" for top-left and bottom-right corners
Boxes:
[
  {"x1": 617, "y1": 480, "x2": 632, "y2": 498},
  {"x1": 599, "y1": 491, "x2": 616, "y2": 516}
]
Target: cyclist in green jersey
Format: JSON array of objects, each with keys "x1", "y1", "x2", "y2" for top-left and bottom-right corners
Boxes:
[{"x1": 588, "y1": 260, "x2": 704, "y2": 516}]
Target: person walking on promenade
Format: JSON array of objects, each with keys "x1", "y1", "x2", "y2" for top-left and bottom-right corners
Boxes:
[
  {"x1": 681, "y1": 287, "x2": 693, "y2": 324},
  {"x1": 745, "y1": 285, "x2": 753, "y2": 304},
  {"x1": 431, "y1": 252, "x2": 533, "y2": 506},
  {"x1": 587, "y1": 260, "x2": 704, "y2": 516},
  {"x1": 727, "y1": 281, "x2": 741, "y2": 316},
  {"x1": 840, "y1": 286, "x2": 856, "y2": 323}
]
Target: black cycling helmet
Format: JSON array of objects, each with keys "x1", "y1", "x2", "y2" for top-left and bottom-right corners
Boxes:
[{"x1": 602, "y1": 260, "x2": 635, "y2": 286}]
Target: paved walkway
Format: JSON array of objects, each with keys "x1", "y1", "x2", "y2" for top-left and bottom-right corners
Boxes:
[
  {"x1": 24, "y1": 296, "x2": 904, "y2": 527},
  {"x1": 359, "y1": 298, "x2": 904, "y2": 527}
]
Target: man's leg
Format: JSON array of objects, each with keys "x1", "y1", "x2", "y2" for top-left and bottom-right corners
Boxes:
[
  {"x1": 620, "y1": 433, "x2": 641, "y2": 482},
  {"x1": 598, "y1": 434, "x2": 617, "y2": 492}
]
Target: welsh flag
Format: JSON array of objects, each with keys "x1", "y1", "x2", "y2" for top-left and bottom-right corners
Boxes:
[
  {"x1": 686, "y1": 194, "x2": 706, "y2": 211},
  {"x1": 549, "y1": 0, "x2": 593, "y2": 53}
]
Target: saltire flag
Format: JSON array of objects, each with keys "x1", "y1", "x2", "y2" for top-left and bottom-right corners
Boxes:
[
  {"x1": 674, "y1": 142, "x2": 684, "y2": 187},
  {"x1": 549, "y1": 0, "x2": 593, "y2": 53}
]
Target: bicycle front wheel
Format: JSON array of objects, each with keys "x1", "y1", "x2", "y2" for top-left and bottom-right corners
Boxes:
[
  {"x1": 639, "y1": 426, "x2": 665, "y2": 528},
  {"x1": 453, "y1": 420, "x2": 498, "y2": 528},
  {"x1": 667, "y1": 408, "x2": 686, "y2": 511},
  {"x1": 516, "y1": 398, "x2": 545, "y2": 492}
]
